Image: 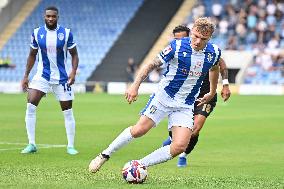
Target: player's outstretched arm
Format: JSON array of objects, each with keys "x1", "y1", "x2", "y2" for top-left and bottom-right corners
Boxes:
[
  {"x1": 68, "y1": 47, "x2": 79, "y2": 85},
  {"x1": 22, "y1": 48, "x2": 38, "y2": 92},
  {"x1": 197, "y1": 64, "x2": 219, "y2": 106},
  {"x1": 219, "y1": 58, "x2": 231, "y2": 101},
  {"x1": 125, "y1": 57, "x2": 162, "y2": 104}
]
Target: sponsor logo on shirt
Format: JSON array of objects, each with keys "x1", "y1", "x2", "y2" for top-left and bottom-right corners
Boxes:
[{"x1": 181, "y1": 68, "x2": 203, "y2": 77}]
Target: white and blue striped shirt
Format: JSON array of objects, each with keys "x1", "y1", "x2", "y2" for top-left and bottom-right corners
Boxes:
[
  {"x1": 30, "y1": 25, "x2": 76, "y2": 84},
  {"x1": 157, "y1": 37, "x2": 221, "y2": 108}
]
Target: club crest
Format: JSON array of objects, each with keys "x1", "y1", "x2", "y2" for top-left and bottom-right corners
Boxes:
[
  {"x1": 207, "y1": 53, "x2": 213, "y2": 62},
  {"x1": 58, "y1": 33, "x2": 64, "y2": 40}
]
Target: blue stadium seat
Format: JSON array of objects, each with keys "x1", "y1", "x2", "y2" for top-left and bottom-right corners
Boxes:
[{"x1": 0, "y1": 0, "x2": 144, "y2": 83}]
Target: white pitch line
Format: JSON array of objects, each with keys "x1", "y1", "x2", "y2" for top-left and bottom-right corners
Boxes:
[
  {"x1": 0, "y1": 148, "x2": 25, "y2": 151},
  {"x1": 0, "y1": 142, "x2": 27, "y2": 145},
  {"x1": 0, "y1": 145, "x2": 66, "y2": 151},
  {"x1": 0, "y1": 142, "x2": 66, "y2": 151}
]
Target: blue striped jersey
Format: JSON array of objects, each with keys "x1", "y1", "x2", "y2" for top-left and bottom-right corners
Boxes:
[
  {"x1": 30, "y1": 25, "x2": 76, "y2": 84},
  {"x1": 157, "y1": 37, "x2": 221, "y2": 108}
]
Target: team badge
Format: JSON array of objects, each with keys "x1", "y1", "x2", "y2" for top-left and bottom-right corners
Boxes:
[
  {"x1": 58, "y1": 33, "x2": 64, "y2": 40},
  {"x1": 149, "y1": 105, "x2": 157, "y2": 114},
  {"x1": 207, "y1": 53, "x2": 213, "y2": 62}
]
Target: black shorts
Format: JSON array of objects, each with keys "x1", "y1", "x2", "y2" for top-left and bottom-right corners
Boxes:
[{"x1": 194, "y1": 95, "x2": 217, "y2": 117}]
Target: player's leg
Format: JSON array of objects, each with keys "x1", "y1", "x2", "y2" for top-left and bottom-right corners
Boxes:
[
  {"x1": 177, "y1": 102, "x2": 215, "y2": 167},
  {"x1": 170, "y1": 126, "x2": 192, "y2": 156},
  {"x1": 60, "y1": 100, "x2": 78, "y2": 155},
  {"x1": 139, "y1": 108, "x2": 193, "y2": 167},
  {"x1": 103, "y1": 115, "x2": 154, "y2": 156},
  {"x1": 89, "y1": 94, "x2": 165, "y2": 173},
  {"x1": 22, "y1": 78, "x2": 48, "y2": 154},
  {"x1": 138, "y1": 126, "x2": 191, "y2": 167},
  {"x1": 177, "y1": 114, "x2": 206, "y2": 167},
  {"x1": 53, "y1": 83, "x2": 78, "y2": 155},
  {"x1": 185, "y1": 114, "x2": 206, "y2": 152},
  {"x1": 89, "y1": 115, "x2": 155, "y2": 173}
]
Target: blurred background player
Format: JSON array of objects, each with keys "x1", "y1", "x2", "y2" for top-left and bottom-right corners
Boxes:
[
  {"x1": 162, "y1": 25, "x2": 231, "y2": 167},
  {"x1": 89, "y1": 17, "x2": 221, "y2": 173},
  {"x1": 21, "y1": 6, "x2": 79, "y2": 155}
]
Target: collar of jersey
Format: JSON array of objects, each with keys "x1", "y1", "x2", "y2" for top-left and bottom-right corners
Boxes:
[{"x1": 44, "y1": 24, "x2": 60, "y2": 31}]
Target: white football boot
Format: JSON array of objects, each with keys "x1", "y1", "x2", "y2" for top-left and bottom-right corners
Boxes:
[{"x1": 89, "y1": 153, "x2": 109, "y2": 173}]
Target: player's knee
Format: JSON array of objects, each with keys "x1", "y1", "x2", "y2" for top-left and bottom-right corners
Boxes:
[
  {"x1": 130, "y1": 125, "x2": 147, "y2": 138},
  {"x1": 130, "y1": 118, "x2": 154, "y2": 138},
  {"x1": 170, "y1": 142, "x2": 188, "y2": 157}
]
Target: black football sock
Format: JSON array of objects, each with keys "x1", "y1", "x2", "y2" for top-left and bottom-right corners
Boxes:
[{"x1": 184, "y1": 135, "x2": 199, "y2": 155}]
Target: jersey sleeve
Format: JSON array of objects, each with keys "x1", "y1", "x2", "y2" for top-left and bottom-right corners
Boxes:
[
  {"x1": 30, "y1": 32, "x2": 38, "y2": 49},
  {"x1": 157, "y1": 40, "x2": 176, "y2": 64},
  {"x1": 67, "y1": 30, "x2": 76, "y2": 49}
]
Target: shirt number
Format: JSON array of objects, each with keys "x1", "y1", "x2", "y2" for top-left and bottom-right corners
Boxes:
[{"x1": 62, "y1": 83, "x2": 71, "y2": 92}]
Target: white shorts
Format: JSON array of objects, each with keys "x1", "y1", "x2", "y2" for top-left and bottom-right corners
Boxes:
[
  {"x1": 140, "y1": 94, "x2": 194, "y2": 130},
  {"x1": 29, "y1": 77, "x2": 74, "y2": 101}
]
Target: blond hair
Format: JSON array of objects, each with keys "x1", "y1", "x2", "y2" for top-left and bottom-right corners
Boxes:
[{"x1": 193, "y1": 17, "x2": 216, "y2": 35}]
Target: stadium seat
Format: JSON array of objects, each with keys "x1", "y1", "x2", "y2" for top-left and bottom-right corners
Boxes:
[{"x1": 0, "y1": 0, "x2": 144, "y2": 83}]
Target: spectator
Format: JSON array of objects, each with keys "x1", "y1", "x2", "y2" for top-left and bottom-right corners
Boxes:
[
  {"x1": 0, "y1": 56, "x2": 16, "y2": 68},
  {"x1": 212, "y1": 1, "x2": 223, "y2": 19},
  {"x1": 126, "y1": 57, "x2": 137, "y2": 82},
  {"x1": 184, "y1": 0, "x2": 284, "y2": 84}
]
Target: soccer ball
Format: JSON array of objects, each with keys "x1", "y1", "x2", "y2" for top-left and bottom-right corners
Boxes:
[{"x1": 121, "y1": 160, "x2": 148, "y2": 184}]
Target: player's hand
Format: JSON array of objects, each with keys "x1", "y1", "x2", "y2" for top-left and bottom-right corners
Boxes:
[
  {"x1": 68, "y1": 71, "x2": 76, "y2": 85},
  {"x1": 21, "y1": 76, "x2": 29, "y2": 92},
  {"x1": 221, "y1": 85, "x2": 231, "y2": 102},
  {"x1": 196, "y1": 92, "x2": 215, "y2": 106},
  {"x1": 125, "y1": 84, "x2": 138, "y2": 104}
]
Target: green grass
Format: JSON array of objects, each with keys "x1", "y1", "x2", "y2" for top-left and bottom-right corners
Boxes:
[{"x1": 0, "y1": 93, "x2": 283, "y2": 189}]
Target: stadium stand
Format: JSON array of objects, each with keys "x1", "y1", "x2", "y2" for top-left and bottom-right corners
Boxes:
[
  {"x1": 89, "y1": 0, "x2": 184, "y2": 82},
  {"x1": 183, "y1": 0, "x2": 284, "y2": 84},
  {"x1": 1, "y1": 0, "x2": 283, "y2": 87},
  {"x1": 0, "y1": 0, "x2": 144, "y2": 83}
]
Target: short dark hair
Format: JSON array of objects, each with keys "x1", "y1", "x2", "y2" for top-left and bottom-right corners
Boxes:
[
  {"x1": 45, "y1": 6, "x2": 59, "y2": 14},
  {"x1": 172, "y1": 25, "x2": 190, "y2": 36}
]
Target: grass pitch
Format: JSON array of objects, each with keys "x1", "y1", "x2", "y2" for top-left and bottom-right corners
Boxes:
[{"x1": 0, "y1": 93, "x2": 283, "y2": 189}]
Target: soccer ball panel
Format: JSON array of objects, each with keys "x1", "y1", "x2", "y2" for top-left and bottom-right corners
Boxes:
[{"x1": 121, "y1": 160, "x2": 148, "y2": 184}]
